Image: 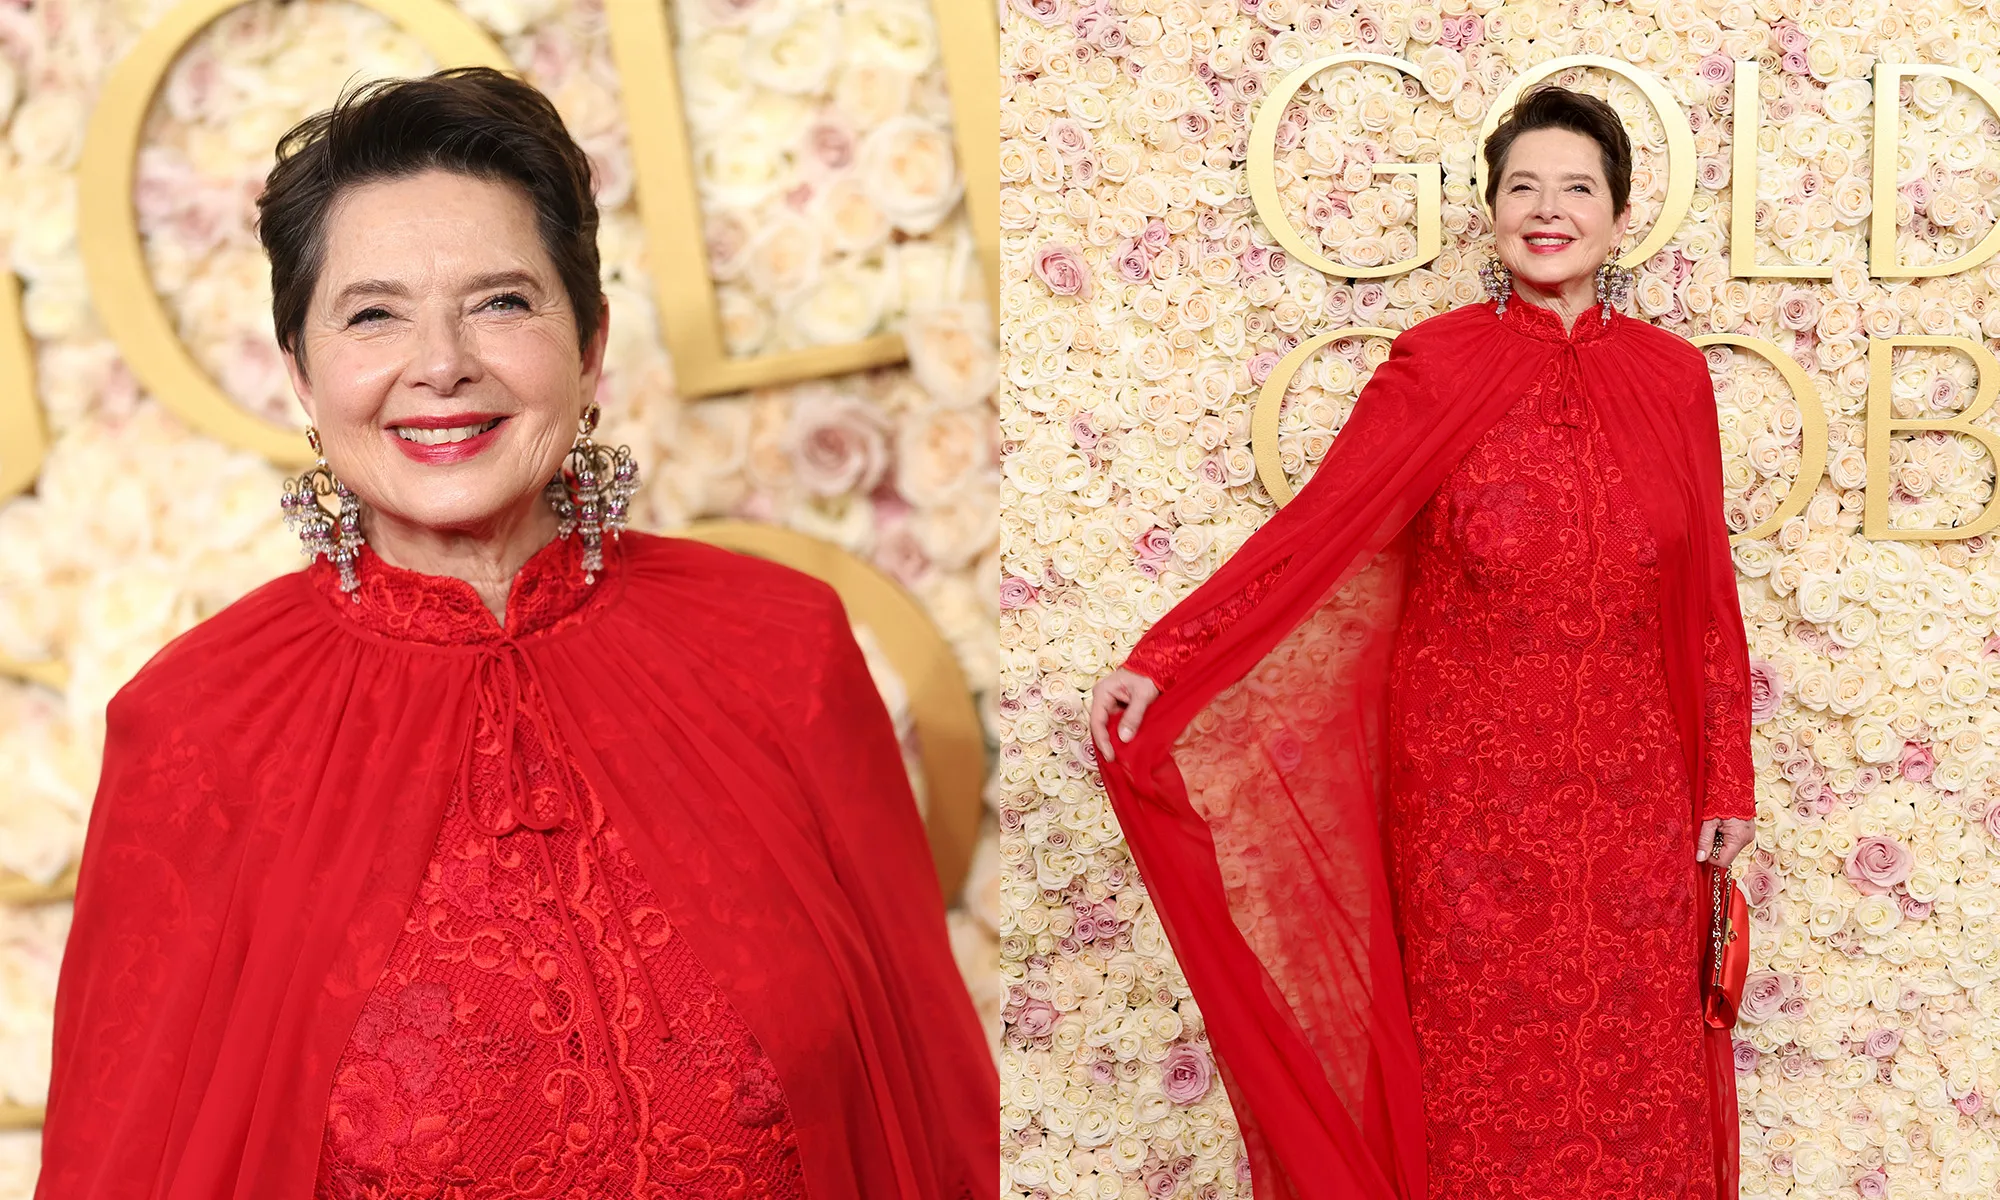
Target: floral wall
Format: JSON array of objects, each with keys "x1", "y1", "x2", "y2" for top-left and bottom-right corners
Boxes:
[
  {"x1": 0, "y1": 1, "x2": 999, "y2": 1194},
  {"x1": 999, "y1": 0, "x2": 2000, "y2": 1196}
]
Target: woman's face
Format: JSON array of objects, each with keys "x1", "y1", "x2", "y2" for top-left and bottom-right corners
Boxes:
[
  {"x1": 284, "y1": 169, "x2": 606, "y2": 539},
  {"x1": 1491, "y1": 127, "x2": 1630, "y2": 297}
]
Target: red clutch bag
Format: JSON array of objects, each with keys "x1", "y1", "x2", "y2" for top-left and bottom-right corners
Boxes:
[{"x1": 1703, "y1": 858, "x2": 1750, "y2": 1029}]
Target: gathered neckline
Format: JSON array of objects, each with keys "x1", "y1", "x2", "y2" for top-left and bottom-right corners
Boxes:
[
  {"x1": 307, "y1": 529, "x2": 614, "y2": 645},
  {"x1": 1494, "y1": 288, "x2": 1620, "y2": 345}
]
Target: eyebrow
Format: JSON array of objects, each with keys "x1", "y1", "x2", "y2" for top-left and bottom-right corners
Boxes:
[
  {"x1": 1503, "y1": 169, "x2": 1600, "y2": 184},
  {"x1": 328, "y1": 270, "x2": 544, "y2": 311}
]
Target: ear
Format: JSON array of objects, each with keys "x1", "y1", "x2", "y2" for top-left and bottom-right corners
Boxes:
[
  {"x1": 284, "y1": 345, "x2": 317, "y2": 426},
  {"x1": 580, "y1": 295, "x2": 611, "y2": 390}
]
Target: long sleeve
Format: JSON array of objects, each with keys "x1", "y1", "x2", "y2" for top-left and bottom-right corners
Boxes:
[
  {"x1": 788, "y1": 584, "x2": 999, "y2": 1200},
  {"x1": 1700, "y1": 613, "x2": 1758, "y2": 820}
]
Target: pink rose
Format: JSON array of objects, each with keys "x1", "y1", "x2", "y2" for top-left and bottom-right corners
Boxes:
[
  {"x1": 1901, "y1": 895, "x2": 1933, "y2": 921},
  {"x1": 1901, "y1": 742, "x2": 1935, "y2": 782},
  {"x1": 1857, "y1": 1169, "x2": 1888, "y2": 1200},
  {"x1": 1864, "y1": 1028, "x2": 1901, "y2": 1058},
  {"x1": 1161, "y1": 1042, "x2": 1214, "y2": 1104},
  {"x1": 1732, "y1": 1038, "x2": 1759, "y2": 1073},
  {"x1": 1845, "y1": 836, "x2": 1914, "y2": 896},
  {"x1": 1957, "y1": 1091, "x2": 1982, "y2": 1115},
  {"x1": 1135, "y1": 526, "x2": 1173, "y2": 566},
  {"x1": 1747, "y1": 659, "x2": 1782, "y2": 723},
  {"x1": 1033, "y1": 243, "x2": 1091, "y2": 297},
  {"x1": 1742, "y1": 866, "x2": 1780, "y2": 908},
  {"x1": 1016, "y1": 996, "x2": 1058, "y2": 1039},
  {"x1": 1247, "y1": 349, "x2": 1282, "y2": 385},
  {"x1": 1739, "y1": 971, "x2": 1791, "y2": 1024},
  {"x1": 785, "y1": 390, "x2": 890, "y2": 497},
  {"x1": 1008, "y1": 0, "x2": 1066, "y2": 22},
  {"x1": 1113, "y1": 240, "x2": 1152, "y2": 283},
  {"x1": 1984, "y1": 801, "x2": 2000, "y2": 842}
]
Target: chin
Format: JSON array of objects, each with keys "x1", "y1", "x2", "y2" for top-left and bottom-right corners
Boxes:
[{"x1": 374, "y1": 480, "x2": 545, "y2": 534}]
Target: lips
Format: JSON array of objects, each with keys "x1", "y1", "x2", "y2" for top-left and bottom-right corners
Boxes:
[
  {"x1": 1523, "y1": 232, "x2": 1575, "y2": 253},
  {"x1": 386, "y1": 414, "x2": 508, "y2": 464}
]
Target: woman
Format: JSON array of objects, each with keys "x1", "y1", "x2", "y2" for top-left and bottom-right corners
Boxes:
[
  {"x1": 1089, "y1": 86, "x2": 1755, "y2": 1200},
  {"x1": 37, "y1": 68, "x2": 994, "y2": 1200}
]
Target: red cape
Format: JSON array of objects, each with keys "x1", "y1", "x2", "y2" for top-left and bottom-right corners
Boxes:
[
  {"x1": 1103, "y1": 299, "x2": 1748, "y2": 1199},
  {"x1": 38, "y1": 532, "x2": 996, "y2": 1200}
]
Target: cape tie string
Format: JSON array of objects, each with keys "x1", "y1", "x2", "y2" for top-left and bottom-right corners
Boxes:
[
  {"x1": 1538, "y1": 341, "x2": 1587, "y2": 429},
  {"x1": 461, "y1": 639, "x2": 579, "y2": 836}
]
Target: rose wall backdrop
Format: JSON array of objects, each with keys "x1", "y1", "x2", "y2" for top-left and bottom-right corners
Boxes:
[
  {"x1": 999, "y1": 0, "x2": 2000, "y2": 1197},
  {"x1": 0, "y1": 1, "x2": 1001, "y2": 1194}
]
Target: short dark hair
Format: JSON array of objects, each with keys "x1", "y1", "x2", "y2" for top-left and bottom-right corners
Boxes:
[
  {"x1": 1482, "y1": 83, "x2": 1634, "y2": 218},
  {"x1": 256, "y1": 67, "x2": 602, "y2": 366}
]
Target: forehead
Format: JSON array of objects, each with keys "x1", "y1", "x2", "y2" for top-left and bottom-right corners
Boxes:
[
  {"x1": 315, "y1": 171, "x2": 551, "y2": 285},
  {"x1": 1502, "y1": 127, "x2": 1608, "y2": 178}
]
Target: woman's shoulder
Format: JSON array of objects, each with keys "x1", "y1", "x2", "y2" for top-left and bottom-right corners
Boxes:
[
  {"x1": 111, "y1": 571, "x2": 322, "y2": 726},
  {"x1": 1614, "y1": 313, "x2": 1710, "y2": 373},
  {"x1": 614, "y1": 530, "x2": 849, "y2": 649}
]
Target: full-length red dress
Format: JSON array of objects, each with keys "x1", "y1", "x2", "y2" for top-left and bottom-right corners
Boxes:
[
  {"x1": 1106, "y1": 296, "x2": 1755, "y2": 1200},
  {"x1": 38, "y1": 529, "x2": 996, "y2": 1200}
]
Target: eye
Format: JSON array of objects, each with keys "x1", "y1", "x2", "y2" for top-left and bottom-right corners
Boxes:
[
  {"x1": 481, "y1": 292, "x2": 531, "y2": 313},
  {"x1": 1568, "y1": 183, "x2": 1593, "y2": 192},
  {"x1": 346, "y1": 306, "x2": 392, "y2": 326}
]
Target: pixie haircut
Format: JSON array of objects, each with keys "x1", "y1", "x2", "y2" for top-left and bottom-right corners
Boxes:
[
  {"x1": 255, "y1": 66, "x2": 601, "y2": 365},
  {"x1": 1482, "y1": 84, "x2": 1634, "y2": 218}
]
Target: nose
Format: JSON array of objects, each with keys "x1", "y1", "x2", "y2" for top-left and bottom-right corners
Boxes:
[{"x1": 406, "y1": 306, "x2": 480, "y2": 394}]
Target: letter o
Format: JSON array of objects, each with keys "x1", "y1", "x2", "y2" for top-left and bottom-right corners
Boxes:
[
  {"x1": 1476, "y1": 55, "x2": 1697, "y2": 270},
  {"x1": 1688, "y1": 334, "x2": 1829, "y2": 544},
  {"x1": 77, "y1": 0, "x2": 513, "y2": 467}
]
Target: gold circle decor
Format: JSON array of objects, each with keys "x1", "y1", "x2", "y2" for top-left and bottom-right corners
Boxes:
[
  {"x1": 681, "y1": 520, "x2": 984, "y2": 902},
  {"x1": 1474, "y1": 53, "x2": 1698, "y2": 271},
  {"x1": 76, "y1": 0, "x2": 514, "y2": 468},
  {"x1": 1250, "y1": 326, "x2": 1398, "y2": 507}
]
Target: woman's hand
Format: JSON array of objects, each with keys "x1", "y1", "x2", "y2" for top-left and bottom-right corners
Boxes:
[
  {"x1": 1089, "y1": 668, "x2": 1161, "y2": 763},
  {"x1": 1696, "y1": 817, "x2": 1755, "y2": 870}
]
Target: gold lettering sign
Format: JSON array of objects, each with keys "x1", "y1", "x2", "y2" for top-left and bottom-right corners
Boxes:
[
  {"x1": 604, "y1": 0, "x2": 996, "y2": 397},
  {"x1": 0, "y1": 273, "x2": 45, "y2": 503},
  {"x1": 1864, "y1": 335, "x2": 2000, "y2": 540},
  {"x1": 1729, "y1": 60, "x2": 1832, "y2": 279},
  {"x1": 680, "y1": 520, "x2": 983, "y2": 900},
  {"x1": 1249, "y1": 326, "x2": 1397, "y2": 505},
  {"x1": 1691, "y1": 334, "x2": 1830, "y2": 542},
  {"x1": 1870, "y1": 64, "x2": 2000, "y2": 279},
  {"x1": 75, "y1": 0, "x2": 513, "y2": 469},
  {"x1": 1476, "y1": 55, "x2": 1696, "y2": 270},
  {"x1": 1247, "y1": 56, "x2": 1441, "y2": 278}
]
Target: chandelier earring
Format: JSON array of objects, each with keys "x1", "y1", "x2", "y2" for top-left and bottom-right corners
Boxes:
[
  {"x1": 543, "y1": 403, "x2": 639, "y2": 585},
  {"x1": 280, "y1": 427, "x2": 364, "y2": 597},
  {"x1": 1480, "y1": 255, "x2": 1513, "y2": 316},
  {"x1": 1596, "y1": 255, "x2": 1636, "y2": 324}
]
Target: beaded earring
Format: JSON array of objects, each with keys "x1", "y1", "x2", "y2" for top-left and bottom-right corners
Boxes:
[
  {"x1": 543, "y1": 404, "x2": 639, "y2": 584},
  {"x1": 1596, "y1": 258, "x2": 1636, "y2": 324},
  {"x1": 1480, "y1": 256, "x2": 1513, "y2": 316},
  {"x1": 280, "y1": 427, "x2": 364, "y2": 597}
]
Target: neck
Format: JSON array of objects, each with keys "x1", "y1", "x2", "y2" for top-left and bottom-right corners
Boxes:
[
  {"x1": 1509, "y1": 272, "x2": 1601, "y2": 332},
  {"x1": 363, "y1": 497, "x2": 562, "y2": 624}
]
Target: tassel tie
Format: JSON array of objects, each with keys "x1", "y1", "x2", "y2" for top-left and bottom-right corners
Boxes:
[
  {"x1": 460, "y1": 639, "x2": 581, "y2": 837},
  {"x1": 1537, "y1": 342, "x2": 1588, "y2": 429}
]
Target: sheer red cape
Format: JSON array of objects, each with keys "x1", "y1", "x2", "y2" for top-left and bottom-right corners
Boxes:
[
  {"x1": 37, "y1": 531, "x2": 996, "y2": 1200},
  {"x1": 1101, "y1": 299, "x2": 1749, "y2": 1199}
]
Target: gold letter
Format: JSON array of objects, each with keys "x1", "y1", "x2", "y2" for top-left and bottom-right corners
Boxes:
[
  {"x1": 680, "y1": 520, "x2": 982, "y2": 897},
  {"x1": 605, "y1": 0, "x2": 998, "y2": 396},
  {"x1": 1247, "y1": 55, "x2": 1440, "y2": 279},
  {"x1": 1865, "y1": 335, "x2": 2000, "y2": 540},
  {"x1": 0, "y1": 272, "x2": 45, "y2": 504},
  {"x1": 1251, "y1": 326, "x2": 1398, "y2": 505},
  {"x1": 76, "y1": 0, "x2": 512, "y2": 468},
  {"x1": 1870, "y1": 64, "x2": 2000, "y2": 278},
  {"x1": 1689, "y1": 334, "x2": 1829, "y2": 542},
  {"x1": 1478, "y1": 56, "x2": 1696, "y2": 270},
  {"x1": 1729, "y1": 60, "x2": 1831, "y2": 279}
]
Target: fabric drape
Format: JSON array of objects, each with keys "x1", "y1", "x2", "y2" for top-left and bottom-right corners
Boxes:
[
  {"x1": 1102, "y1": 298, "x2": 1752, "y2": 1199},
  {"x1": 38, "y1": 531, "x2": 996, "y2": 1200}
]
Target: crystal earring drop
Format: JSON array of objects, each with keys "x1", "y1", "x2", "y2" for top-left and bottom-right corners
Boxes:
[
  {"x1": 544, "y1": 403, "x2": 639, "y2": 584},
  {"x1": 1480, "y1": 255, "x2": 1513, "y2": 316},
  {"x1": 280, "y1": 427, "x2": 364, "y2": 596},
  {"x1": 1596, "y1": 257, "x2": 1635, "y2": 325}
]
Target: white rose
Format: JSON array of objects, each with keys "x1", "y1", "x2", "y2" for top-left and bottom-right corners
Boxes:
[
  {"x1": 858, "y1": 117, "x2": 963, "y2": 234},
  {"x1": 742, "y1": 8, "x2": 843, "y2": 94}
]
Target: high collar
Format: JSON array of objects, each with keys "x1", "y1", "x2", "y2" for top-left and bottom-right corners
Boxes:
[
  {"x1": 1494, "y1": 289, "x2": 1619, "y2": 346},
  {"x1": 310, "y1": 530, "x2": 613, "y2": 645}
]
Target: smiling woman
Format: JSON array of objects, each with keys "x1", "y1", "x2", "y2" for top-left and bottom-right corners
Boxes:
[{"x1": 34, "y1": 67, "x2": 994, "y2": 1200}]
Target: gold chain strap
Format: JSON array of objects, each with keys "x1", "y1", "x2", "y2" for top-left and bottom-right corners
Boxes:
[{"x1": 1708, "y1": 828, "x2": 1727, "y2": 987}]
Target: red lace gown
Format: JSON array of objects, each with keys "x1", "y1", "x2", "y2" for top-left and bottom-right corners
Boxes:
[
  {"x1": 1382, "y1": 336, "x2": 1752, "y2": 1198},
  {"x1": 309, "y1": 544, "x2": 805, "y2": 1198}
]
